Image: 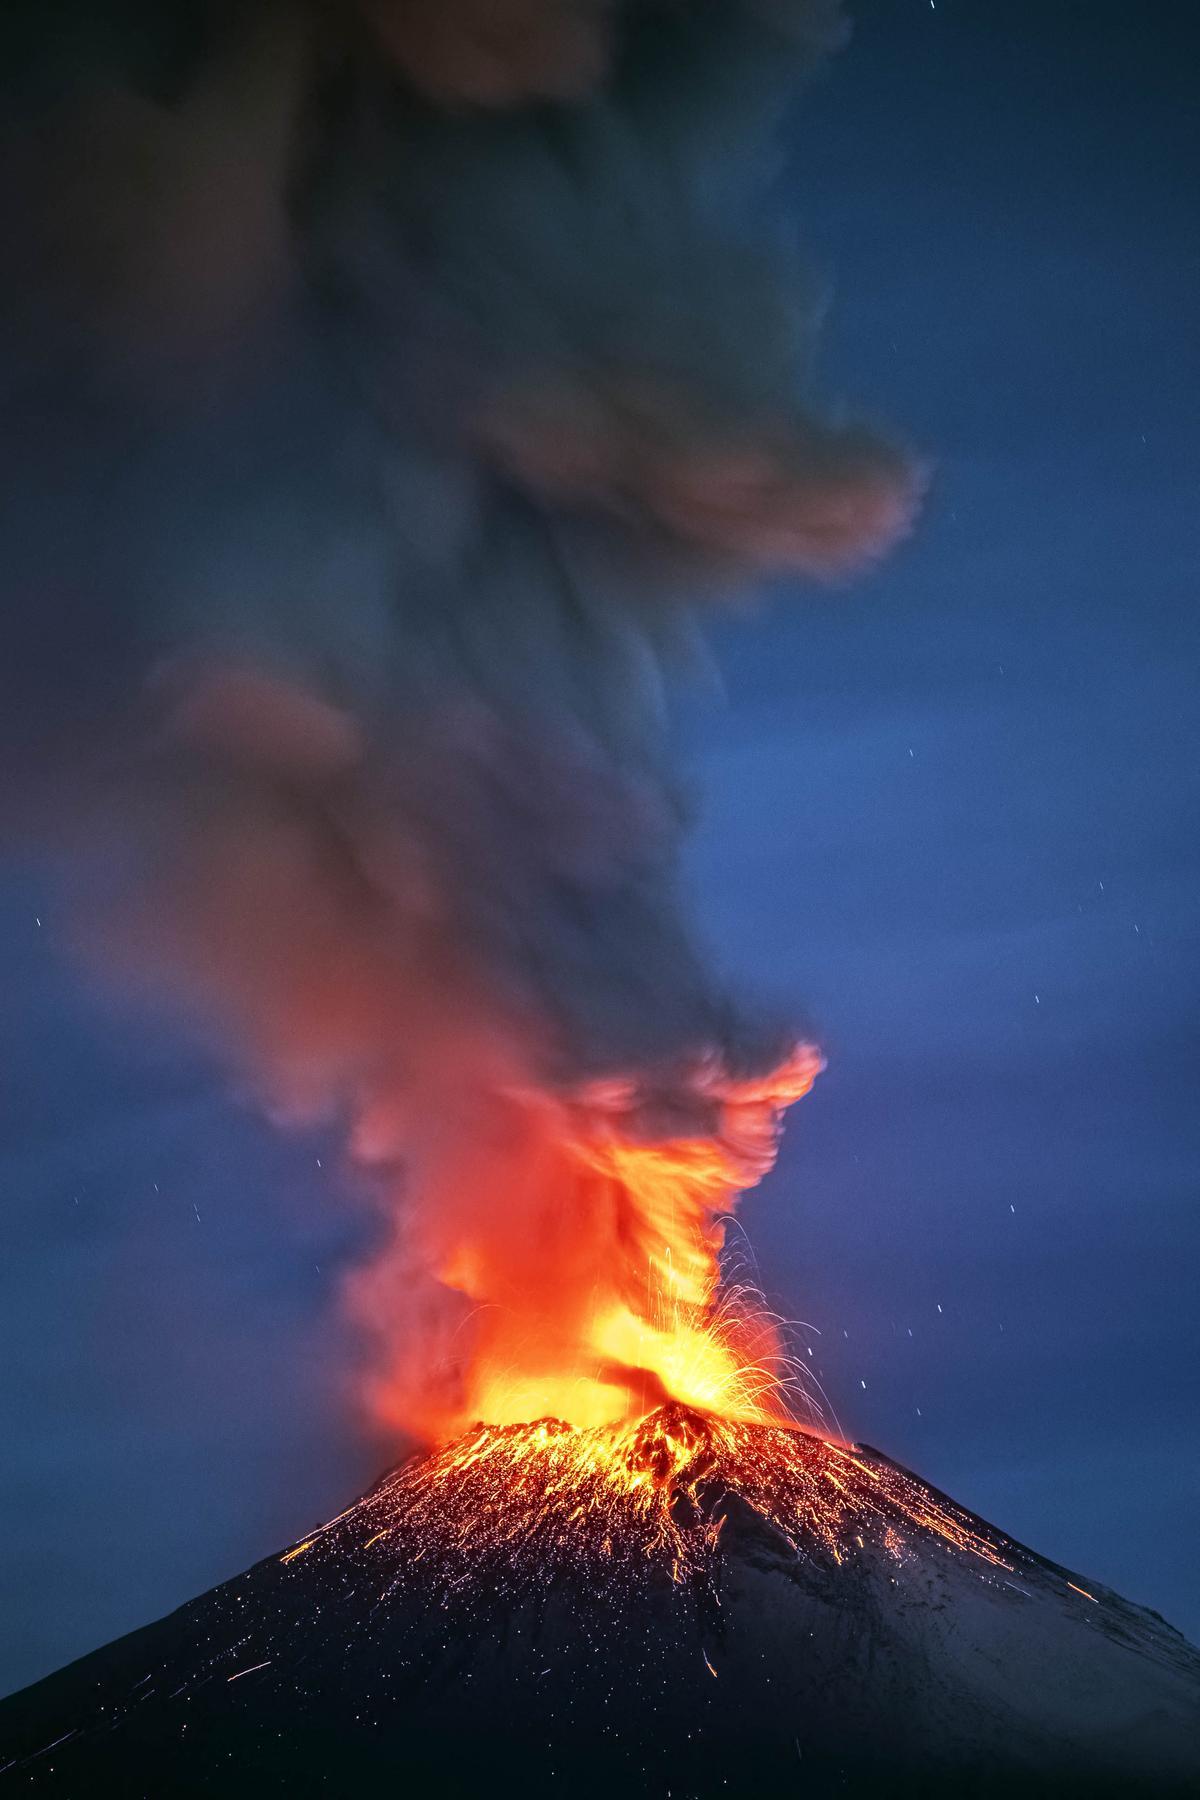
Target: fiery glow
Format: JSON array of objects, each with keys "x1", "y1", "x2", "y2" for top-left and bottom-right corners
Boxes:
[
  {"x1": 280, "y1": 1404, "x2": 1011, "y2": 1597},
  {"x1": 359, "y1": 1045, "x2": 824, "y2": 1440},
  {"x1": 336, "y1": 1025, "x2": 997, "y2": 1597}
]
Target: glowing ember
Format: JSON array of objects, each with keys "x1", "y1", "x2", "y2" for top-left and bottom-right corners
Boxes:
[{"x1": 280, "y1": 1404, "x2": 1010, "y2": 1598}]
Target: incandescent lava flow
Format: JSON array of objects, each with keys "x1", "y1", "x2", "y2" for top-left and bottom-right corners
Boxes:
[{"x1": 3, "y1": 1402, "x2": 1199, "y2": 1797}]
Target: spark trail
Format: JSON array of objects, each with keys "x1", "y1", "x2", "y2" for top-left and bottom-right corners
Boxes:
[{"x1": 278, "y1": 1403, "x2": 1010, "y2": 1602}]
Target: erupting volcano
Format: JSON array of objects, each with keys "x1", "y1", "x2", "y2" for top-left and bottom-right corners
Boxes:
[{"x1": 4, "y1": 0, "x2": 1199, "y2": 1793}]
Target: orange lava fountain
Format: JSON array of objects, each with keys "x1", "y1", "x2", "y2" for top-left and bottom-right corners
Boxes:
[{"x1": 358, "y1": 1044, "x2": 825, "y2": 1442}]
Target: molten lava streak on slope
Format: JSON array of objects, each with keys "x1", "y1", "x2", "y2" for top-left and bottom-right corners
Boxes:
[{"x1": 279, "y1": 1405, "x2": 1009, "y2": 1604}]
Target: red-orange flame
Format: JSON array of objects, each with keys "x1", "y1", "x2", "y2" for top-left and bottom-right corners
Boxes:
[{"x1": 354, "y1": 1044, "x2": 823, "y2": 1440}]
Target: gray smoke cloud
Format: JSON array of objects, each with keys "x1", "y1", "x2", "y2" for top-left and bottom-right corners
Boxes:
[{"x1": 0, "y1": 0, "x2": 919, "y2": 1434}]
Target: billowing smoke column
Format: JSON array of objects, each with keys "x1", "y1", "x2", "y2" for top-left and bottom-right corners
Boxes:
[{"x1": 1, "y1": 1, "x2": 918, "y2": 1439}]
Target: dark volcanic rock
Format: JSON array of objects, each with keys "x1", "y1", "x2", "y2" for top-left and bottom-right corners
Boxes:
[{"x1": 2, "y1": 1411, "x2": 1198, "y2": 1797}]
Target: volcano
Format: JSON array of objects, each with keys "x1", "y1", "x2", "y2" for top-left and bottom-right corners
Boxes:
[{"x1": 2, "y1": 1406, "x2": 1197, "y2": 1797}]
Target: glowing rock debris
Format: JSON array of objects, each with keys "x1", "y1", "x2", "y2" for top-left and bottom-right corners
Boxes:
[{"x1": 279, "y1": 1404, "x2": 1010, "y2": 1597}]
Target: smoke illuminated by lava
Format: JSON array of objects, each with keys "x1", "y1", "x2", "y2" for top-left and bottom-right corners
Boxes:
[
  {"x1": 350, "y1": 1043, "x2": 826, "y2": 1438},
  {"x1": 4, "y1": 1, "x2": 921, "y2": 1448}
]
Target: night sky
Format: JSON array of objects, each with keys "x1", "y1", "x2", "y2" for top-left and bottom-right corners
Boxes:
[{"x1": 2, "y1": 0, "x2": 1198, "y2": 1699}]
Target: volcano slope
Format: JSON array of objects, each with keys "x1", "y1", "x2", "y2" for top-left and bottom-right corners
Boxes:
[{"x1": 2, "y1": 1405, "x2": 1197, "y2": 1797}]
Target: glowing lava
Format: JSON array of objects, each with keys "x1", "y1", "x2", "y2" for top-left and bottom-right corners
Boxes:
[
  {"x1": 359, "y1": 1043, "x2": 825, "y2": 1441},
  {"x1": 280, "y1": 1404, "x2": 1010, "y2": 1597}
]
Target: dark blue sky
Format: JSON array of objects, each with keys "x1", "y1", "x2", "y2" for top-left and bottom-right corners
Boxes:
[{"x1": 2, "y1": 0, "x2": 1198, "y2": 1696}]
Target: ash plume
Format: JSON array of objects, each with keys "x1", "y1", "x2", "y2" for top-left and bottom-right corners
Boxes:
[{"x1": 0, "y1": 1, "x2": 920, "y2": 1436}]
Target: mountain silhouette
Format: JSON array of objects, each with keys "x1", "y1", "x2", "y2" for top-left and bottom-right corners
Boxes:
[{"x1": 3, "y1": 1405, "x2": 1197, "y2": 1796}]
